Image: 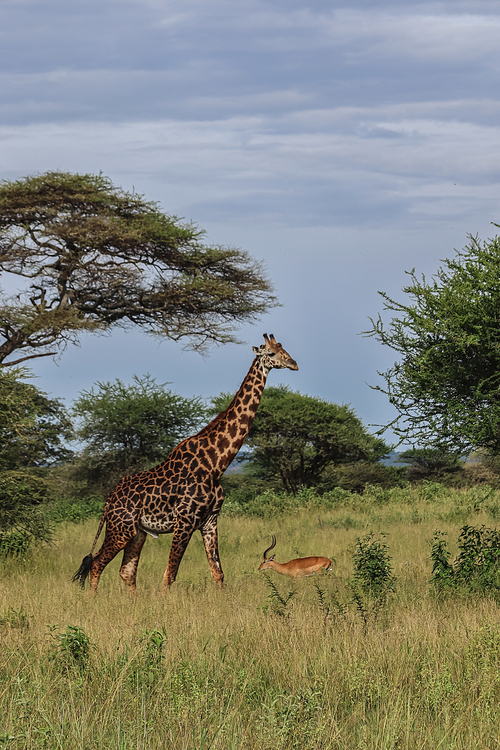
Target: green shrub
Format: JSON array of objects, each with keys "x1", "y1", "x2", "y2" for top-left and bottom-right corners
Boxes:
[
  {"x1": 49, "y1": 625, "x2": 93, "y2": 672},
  {"x1": 0, "y1": 530, "x2": 33, "y2": 558},
  {"x1": 223, "y1": 487, "x2": 319, "y2": 518},
  {"x1": 0, "y1": 470, "x2": 53, "y2": 556},
  {"x1": 46, "y1": 495, "x2": 104, "y2": 524},
  {"x1": 352, "y1": 532, "x2": 396, "y2": 599},
  {"x1": 326, "y1": 462, "x2": 404, "y2": 493},
  {"x1": 430, "y1": 531, "x2": 455, "y2": 590},
  {"x1": 431, "y1": 524, "x2": 500, "y2": 593}
]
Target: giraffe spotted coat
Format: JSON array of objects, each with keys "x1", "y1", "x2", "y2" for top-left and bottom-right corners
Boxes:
[{"x1": 72, "y1": 334, "x2": 298, "y2": 593}]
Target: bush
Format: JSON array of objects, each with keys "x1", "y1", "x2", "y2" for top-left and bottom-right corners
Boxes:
[
  {"x1": 223, "y1": 487, "x2": 319, "y2": 518},
  {"x1": 431, "y1": 525, "x2": 500, "y2": 593},
  {"x1": 325, "y1": 462, "x2": 404, "y2": 493},
  {"x1": 352, "y1": 532, "x2": 396, "y2": 599},
  {"x1": 46, "y1": 496, "x2": 104, "y2": 524},
  {"x1": 397, "y1": 448, "x2": 464, "y2": 482},
  {"x1": 0, "y1": 470, "x2": 53, "y2": 555},
  {"x1": 0, "y1": 530, "x2": 33, "y2": 558},
  {"x1": 49, "y1": 625, "x2": 93, "y2": 673}
]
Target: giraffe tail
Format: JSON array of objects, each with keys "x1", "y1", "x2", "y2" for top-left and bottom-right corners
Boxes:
[
  {"x1": 71, "y1": 511, "x2": 106, "y2": 588},
  {"x1": 71, "y1": 554, "x2": 94, "y2": 588}
]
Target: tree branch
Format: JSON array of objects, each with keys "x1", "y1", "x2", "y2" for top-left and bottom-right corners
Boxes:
[{"x1": 1, "y1": 351, "x2": 58, "y2": 367}]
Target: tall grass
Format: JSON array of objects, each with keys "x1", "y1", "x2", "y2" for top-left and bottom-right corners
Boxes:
[{"x1": 1, "y1": 485, "x2": 500, "y2": 749}]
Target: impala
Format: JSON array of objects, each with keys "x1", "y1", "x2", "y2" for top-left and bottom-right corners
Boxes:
[{"x1": 258, "y1": 535, "x2": 333, "y2": 578}]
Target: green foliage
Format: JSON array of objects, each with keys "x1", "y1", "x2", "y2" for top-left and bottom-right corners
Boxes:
[
  {"x1": 0, "y1": 171, "x2": 277, "y2": 366},
  {"x1": 431, "y1": 525, "x2": 500, "y2": 593},
  {"x1": 46, "y1": 495, "x2": 104, "y2": 524},
  {"x1": 221, "y1": 482, "x2": 444, "y2": 519},
  {"x1": 72, "y1": 374, "x2": 207, "y2": 488},
  {"x1": 0, "y1": 367, "x2": 72, "y2": 470},
  {"x1": 430, "y1": 531, "x2": 455, "y2": 590},
  {"x1": 0, "y1": 365, "x2": 66, "y2": 551},
  {"x1": 368, "y1": 232, "x2": 500, "y2": 453},
  {"x1": 0, "y1": 530, "x2": 33, "y2": 559},
  {"x1": 261, "y1": 574, "x2": 296, "y2": 618},
  {"x1": 49, "y1": 625, "x2": 93, "y2": 672},
  {"x1": 398, "y1": 447, "x2": 464, "y2": 481},
  {"x1": 223, "y1": 487, "x2": 326, "y2": 518},
  {"x1": 0, "y1": 607, "x2": 30, "y2": 632},
  {"x1": 352, "y1": 532, "x2": 396, "y2": 599},
  {"x1": 214, "y1": 385, "x2": 390, "y2": 494},
  {"x1": 219, "y1": 471, "x2": 273, "y2": 503},
  {"x1": 128, "y1": 628, "x2": 168, "y2": 695},
  {"x1": 0, "y1": 368, "x2": 69, "y2": 552},
  {"x1": 0, "y1": 470, "x2": 53, "y2": 555},
  {"x1": 349, "y1": 532, "x2": 396, "y2": 629},
  {"x1": 325, "y1": 461, "x2": 404, "y2": 493}
]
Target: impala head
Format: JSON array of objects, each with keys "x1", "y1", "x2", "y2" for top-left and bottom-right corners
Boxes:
[
  {"x1": 252, "y1": 334, "x2": 298, "y2": 376},
  {"x1": 258, "y1": 534, "x2": 277, "y2": 572}
]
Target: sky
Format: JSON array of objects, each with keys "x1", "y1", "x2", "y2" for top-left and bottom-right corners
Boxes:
[{"x1": 1, "y1": 0, "x2": 500, "y2": 447}]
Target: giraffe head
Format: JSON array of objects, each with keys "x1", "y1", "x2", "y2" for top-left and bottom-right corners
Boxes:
[{"x1": 252, "y1": 333, "x2": 299, "y2": 375}]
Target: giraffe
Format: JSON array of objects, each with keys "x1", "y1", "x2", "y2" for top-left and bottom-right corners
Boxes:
[{"x1": 72, "y1": 333, "x2": 298, "y2": 594}]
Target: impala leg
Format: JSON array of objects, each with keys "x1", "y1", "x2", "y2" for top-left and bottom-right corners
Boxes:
[
  {"x1": 201, "y1": 513, "x2": 224, "y2": 588},
  {"x1": 119, "y1": 529, "x2": 147, "y2": 595},
  {"x1": 162, "y1": 523, "x2": 195, "y2": 591}
]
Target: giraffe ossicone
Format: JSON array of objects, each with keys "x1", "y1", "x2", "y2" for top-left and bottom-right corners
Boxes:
[{"x1": 72, "y1": 333, "x2": 298, "y2": 594}]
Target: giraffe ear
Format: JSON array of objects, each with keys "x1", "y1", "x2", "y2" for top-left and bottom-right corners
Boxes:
[{"x1": 252, "y1": 345, "x2": 260, "y2": 354}]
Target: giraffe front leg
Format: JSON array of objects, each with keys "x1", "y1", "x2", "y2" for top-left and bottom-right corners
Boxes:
[
  {"x1": 162, "y1": 522, "x2": 195, "y2": 592},
  {"x1": 201, "y1": 513, "x2": 224, "y2": 588}
]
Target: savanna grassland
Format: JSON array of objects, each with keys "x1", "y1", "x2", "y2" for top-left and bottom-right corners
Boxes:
[{"x1": 1, "y1": 484, "x2": 500, "y2": 750}]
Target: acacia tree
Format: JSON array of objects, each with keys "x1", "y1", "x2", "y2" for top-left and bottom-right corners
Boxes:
[
  {"x1": 367, "y1": 231, "x2": 500, "y2": 454},
  {"x1": 213, "y1": 386, "x2": 389, "y2": 495},
  {"x1": 0, "y1": 171, "x2": 278, "y2": 366}
]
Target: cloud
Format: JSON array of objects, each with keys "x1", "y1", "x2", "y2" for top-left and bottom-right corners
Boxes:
[
  {"x1": 2, "y1": 106, "x2": 499, "y2": 230},
  {"x1": 1, "y1": 0, "x2": 499, "y2": 127},
  {"x1": 1, "y1": 0, "x2": 500, "y2": 440},
  {"x1": 325, "y1": 10, "x2": 500, "y2": 63}
]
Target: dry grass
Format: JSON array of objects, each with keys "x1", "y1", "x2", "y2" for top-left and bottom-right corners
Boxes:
[{"x1": 1, "y1": 487, "x2": 500, "y2": 749}]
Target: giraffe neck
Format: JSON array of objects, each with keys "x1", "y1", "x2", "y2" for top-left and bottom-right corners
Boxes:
[{"x1": 197, "y1": 357, "x2": 267, "y2": 477}]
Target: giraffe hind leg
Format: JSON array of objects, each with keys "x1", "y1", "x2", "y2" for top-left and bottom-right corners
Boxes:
[
  {"x1": 119, "y1": 529, "x2": 147, "y2": 594},
  {"x1": 162, "y1": 523, "x2": 195, "y2": 591},
  {"x1": 201, "y1": 514, "x2": 224, "y2": 588},
  {"x1": 88, "y1": 535, "x2": 127, "y2": 593}
]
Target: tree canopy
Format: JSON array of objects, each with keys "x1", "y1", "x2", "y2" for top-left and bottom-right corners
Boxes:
[
  {"x1": 0, "y1": 171, "x2": 278, "y2": 366},
  {"x1": 0, "y1": 367, "x2": 72, "y2": 470},
  {"x1": 213, "y1": 385, "x2": 389, "y2": 494},
  {"x1": 397, "y1": 448, "x2": 463, "y2": 481},
  {"x1": 0, "y1": 368, "x2": 71, "y2": 548},
  {"x1": 73, "y1": 375, "x2": 208, "y2": 488},
  {"x1": 367, "y1": 231, "x2": 500, "y2": 454}
]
